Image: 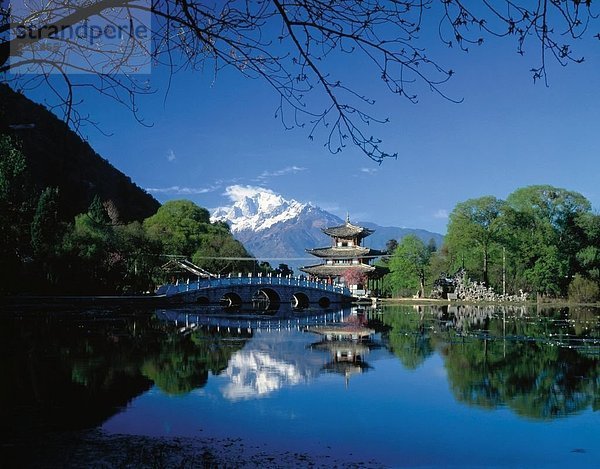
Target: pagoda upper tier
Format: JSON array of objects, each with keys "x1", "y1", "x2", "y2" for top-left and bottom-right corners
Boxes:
[
  {"x1": 322, "y1": 221, "x2": 374, "y2": 242},
  {"x1": 300, "y1": 216, "x2": 387, "y2": 280}
]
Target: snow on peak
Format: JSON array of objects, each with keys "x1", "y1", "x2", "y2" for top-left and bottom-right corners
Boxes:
[{"x1": 211, "y1": 185, "x2": 310, "y2": 232}]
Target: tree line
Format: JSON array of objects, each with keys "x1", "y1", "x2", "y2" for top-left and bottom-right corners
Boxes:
[
  {"x1": 383, "y1": 185, "x2": 600, "y2": 302},
  {"x1": 1, "y1": 134, "x2": 289, "y2": 295}
]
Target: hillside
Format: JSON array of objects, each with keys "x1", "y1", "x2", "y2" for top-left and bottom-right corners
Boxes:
[{"x1": 1, "y1": 84, "x2": 159, "y2": 222}]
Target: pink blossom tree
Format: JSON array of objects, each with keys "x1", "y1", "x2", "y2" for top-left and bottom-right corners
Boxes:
[{"x1": 343, "y1": 268, "x2": 367, "y2": 288}]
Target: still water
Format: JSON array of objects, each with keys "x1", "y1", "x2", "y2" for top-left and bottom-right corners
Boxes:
[{"x1": 2, "y1": 304, "x2": 598, "y2": 467}]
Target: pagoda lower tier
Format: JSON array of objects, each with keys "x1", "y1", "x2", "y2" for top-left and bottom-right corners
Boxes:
[
  {"x1": 301, "y1": 262, "x2": 388, "y2": 279},
  {"x1": 306, "y1": 246, "x2": 384, "y2": 259}
]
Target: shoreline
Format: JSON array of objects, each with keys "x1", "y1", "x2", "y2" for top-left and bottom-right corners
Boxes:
[
  {"x1": 5, "y1": 429, "x2": 386, "y2": 469},
  {"x1": 377, "y1": 297, "x2": 600, "y2": 308},
  {"x1": 2, "y1": 295, "x2": 599, "y2": 310}
]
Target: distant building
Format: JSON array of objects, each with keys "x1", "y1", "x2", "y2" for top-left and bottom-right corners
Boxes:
[{"x1": 300, "y1": 216, "x2": 387, "y2": 291}]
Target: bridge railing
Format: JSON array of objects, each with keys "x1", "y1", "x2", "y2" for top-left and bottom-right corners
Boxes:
[{"x1": 160, "y1": 275, "x2": 352, "y2": 297}]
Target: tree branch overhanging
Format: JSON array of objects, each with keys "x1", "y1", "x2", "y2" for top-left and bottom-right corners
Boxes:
[{"x1": 2, "y1": 1, "x2": 598, "y2": 161}]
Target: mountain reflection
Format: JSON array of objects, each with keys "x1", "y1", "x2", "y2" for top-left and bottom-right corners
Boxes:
[
  {"x1": 222, "y1": 349, "x2": 305, "y2": 400},
  {"x1": 377, "y1": 305, "x2": 600, "y2": 419}
]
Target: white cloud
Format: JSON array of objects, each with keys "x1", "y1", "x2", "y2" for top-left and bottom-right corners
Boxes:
[
  {"x1": 359, "y1": 167, "x2": 378, "y2": 175},
  {"x1": 146, "y1": 185, "x2": 219, "y2": 195},
  {"x1": 254, "y1": 165, "x2": 306, "y2": 181},
  {"x1": 223, "y1": 184, "x2": 276, "y2": 202},
  {"x1": 433, "y1": 209, "x2": 449, "y2": 219},
  {"x1": 166, "y1": 149, "x2": 176, "y2": 162},
  {"x1": 313, "y1": 201, "x2": 341, "y2": 213}
]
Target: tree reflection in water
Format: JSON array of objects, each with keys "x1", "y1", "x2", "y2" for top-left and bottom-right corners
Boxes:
[
  {"x1": 140, "y1": 328, "x2": 249, "y2": 395},
  {"x1": 0, "y1": 309, "x2": 250, "y2": 439},
  {"x1": 377, "y1": 304, "x2": 600, "y2": 419}
]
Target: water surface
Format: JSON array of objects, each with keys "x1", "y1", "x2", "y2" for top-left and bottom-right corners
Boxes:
[{"x1": 2, "y1": 304, "x2": 598, "y2": 466}]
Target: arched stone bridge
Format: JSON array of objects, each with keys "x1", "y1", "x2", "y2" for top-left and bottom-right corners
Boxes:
[{"x1": 156, "y1": 275, "x2": 353, "y2": 308}]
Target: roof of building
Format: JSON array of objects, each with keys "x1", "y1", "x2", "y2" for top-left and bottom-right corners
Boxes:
[
  {"x1": 160, "y1": 258, "x2": 215, "y2": 278},
  {"x1": 322, "y1": 218, "x2": 374, "y2": 239},
  {"x1": 300, "y1": 263, "x2": 376, "y2": 277},
  {"x1": 306, "y1": 246, "x2": 385, "y2": 259},
  {"x1": 300, "y1": 263, "x2": 389, "y2": 278}
]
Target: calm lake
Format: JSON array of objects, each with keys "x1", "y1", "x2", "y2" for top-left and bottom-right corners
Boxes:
[{"x1": 1, "y1": 303, "x2": 598, "y2": 467}]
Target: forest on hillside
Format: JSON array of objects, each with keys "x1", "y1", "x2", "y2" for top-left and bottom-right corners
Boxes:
[
  {"x1": 0, "y1": 134, "x2": 264, "y2": 295},
  {"x1": 1, "y1": 85, "x2": 160, "y2": 222}
]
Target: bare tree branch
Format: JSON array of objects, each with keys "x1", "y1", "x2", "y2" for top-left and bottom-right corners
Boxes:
[{"x1": 2, "y1": 1, "x2": 598, "y2": 161}]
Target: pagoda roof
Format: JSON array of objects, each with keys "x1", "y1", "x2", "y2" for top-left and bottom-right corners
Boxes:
[
  {"x1": 322, "y1": 221, "x2": 374, "y2": 239},
  {"x1": 160, "y1": 258, "x2": 215, "y2": 278},
  {"x1": 300, "y1": 263, "x2": 389, "y2": 279},
  {"x1": 306, "y1": 246, "x2": 385, "y2": 259},
  {"x1": 310, "y1": 340, "x2": 370, "y2": 355},
  {"x1": 300, "y1": 263, "x2": 376, "y2": 277},
  {"x1": 322, "y1": 361, "x2": 371, "y2": 376}
]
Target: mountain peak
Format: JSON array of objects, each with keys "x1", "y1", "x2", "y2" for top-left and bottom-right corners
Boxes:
[
  {"x1": 211, "y1": 185, "x2": 311, "y2": 232},
  {"x1": 210, "y1": 185, "x2": 443, "y2": 272}
]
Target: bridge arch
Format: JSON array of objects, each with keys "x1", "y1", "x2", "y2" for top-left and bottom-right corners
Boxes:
[
  {"x1": 292, "y1": 292, "x2": 310, "y2": 309},
  {"x1": 220, "y1": 292, "x2": 242, "y2": 308},
  {"x1": 196, "y1": 296, "x2": 209, "y2": 305},
  {"x1": 318, "y1": 296, "x2": 331, "y2": 308},
  {"x1": 252, "y1": 288, "x2": 281, "y2": 310}
]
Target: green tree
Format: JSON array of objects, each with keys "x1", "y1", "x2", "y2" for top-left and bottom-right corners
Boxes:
[
  {"x1": 445, "y1": 196, "x2": 505, "y2": 287},
  {"x1": 192, "y1": 225, "x2": 255, "y2": 274},
  {"x1": 144, "y1": 200, "x2": 211, "y2": 257},
  {"x1": 387, "y1": 235, "x2": 432, "y2": 298},
  {"x1": 427, "y1": 244, "x2": 453, "y2": 289},
  {"x1": 257, "y1": 261, "x2": 275, "y2": 276},
  {"x1": 0, "y1": 135, "x2": 31, "y2": 292},
  {"x1": 568, "y1": 274, "x2": 600, "y2": 303},
  {"x1": 574, "y1": 212, "x2": 600, "y2": 282},
  {"x1": 385, "y1": 239, "x2": 399, "y2": 255},
  {"x1": 275, "y1": 263, "x2": 294, "y2": 277},
  {"x1": 144, "y1": 200, "x2": 255, "y2": 275},
  {"x1": 62, "y1": 197, "x2": 116, "y2": 293},
  {"x1": 113, "y1": 221, "x2": 163, "y2": 293},
  {"x1": 31, "y1": 187, "x2": 60, "y2": 257},
  {"x1": 88, "y1": 194, "x2": 112, "y2": 226},
  {"x1": 504, "y1": 185, "x2": 591, "y2": 296},
  {"x1": 30, "y1": 187, "x2": 64, "y2": 287}
]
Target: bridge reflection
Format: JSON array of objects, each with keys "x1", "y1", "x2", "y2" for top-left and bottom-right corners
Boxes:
[{"x1": 155, "y1": 306, "x2": 351, "y2": 336}]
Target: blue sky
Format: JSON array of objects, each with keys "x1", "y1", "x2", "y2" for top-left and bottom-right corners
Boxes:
[{"x1": 22, "y1": 11, "x2": 600, "y2": 234}]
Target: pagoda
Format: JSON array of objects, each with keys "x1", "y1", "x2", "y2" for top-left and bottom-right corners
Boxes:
[{"x1": 300, "y1": 215, "x2": 387, "y2": 286}]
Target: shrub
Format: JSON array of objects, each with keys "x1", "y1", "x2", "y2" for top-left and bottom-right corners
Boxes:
[{"x1": 568, "y1": 275, "x2": 600, "y2": 303}]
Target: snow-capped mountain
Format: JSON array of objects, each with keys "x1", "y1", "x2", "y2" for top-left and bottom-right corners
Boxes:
[
  {"x1": 211, "y1": 185, "x2": 314, "y2": 232},
  {"x1": 211, "y1": 185, "x2": 443, "y2": 272},
  {"x1": 211, "y1": 186, "x2": 342, "y2": 267}
]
